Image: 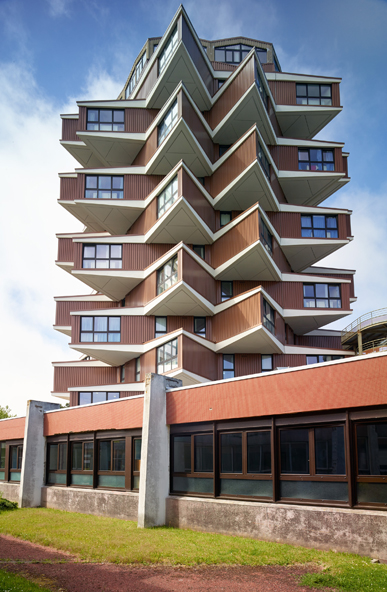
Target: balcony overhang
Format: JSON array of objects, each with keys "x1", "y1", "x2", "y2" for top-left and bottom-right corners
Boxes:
[
  {"x1": 60, "y1": 141, "x2": 104, "y2": 169},
  {"x1": 146, "y1": 41, "x2": 212, "y2": 111},
  {"x1": 52, "y1": 393, "x2": 70, "y2": 401},
  {"x1": 216, "y1": 324, "x2": 283, "y2": 355},
  {"x1": 280, "y1": 238, "x2": 349, "y2": 272},
  {"x1": 275, "y1": 105, "x2": 342, "y2": 140},
  {"x1": 166, "y1": 368, "x2": 210, "y2": 386},
  {"x1": 213, "y1": 84, "x2": 276, "y2": 146},
  {"x1": 145, "y1": 281, "x2": 213, "y2": 317},
  {"x1": 146, "y1": 197, "x2": 212, "y2": 244},
  {"x1": 70, "y1": 270, "x2": 143, "y2": 301},
  {"x1": 69, "y1": 343, "x2": 142, "y2": 366},
  {"x1": 213, "y1": 160, "x2": 279, "y2": 212},
  {"x1": 76, "y1": 131, "x2": 145, "y2": 168},
  {"x1": 59, "y1": 200, "x2": 145, "y2": 235},
  {"x1": 278, "y1": 171, "x2": 349, "y2": 207},
  {"x1": 53, "y1": 325, "x2": 71, "y2": 337},
  {"x1": 56, "y1": 261, "x2": 74, "y2": 273},
  {"x1": 284, "y1": 308, "x2": 352, "y2": 334},
  {"x1": 214, "y1": 241, "x2": 281, "y2": 282}
]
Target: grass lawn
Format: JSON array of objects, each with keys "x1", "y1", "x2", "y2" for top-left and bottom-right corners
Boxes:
[
  {"x1": 0, "y1": 568, "x2": 53, "y2": 591},
  {"x1": 0, "y1": 507, "x2": 386, "y2": 591}
]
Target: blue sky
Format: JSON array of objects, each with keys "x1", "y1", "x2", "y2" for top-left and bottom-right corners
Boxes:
[{"x1": 1, "y1": 0, "x2": 386, "y2": 415}]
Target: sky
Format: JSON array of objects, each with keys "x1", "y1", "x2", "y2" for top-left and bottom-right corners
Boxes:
[{"x1": 0, "y1": 0, "x2": 386, "y2": 416}]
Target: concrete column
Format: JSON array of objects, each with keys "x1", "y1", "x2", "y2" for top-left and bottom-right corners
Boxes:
[
  {"x1": 19, "y1": 400, "x2": 60, "y2": 508},
  {"x1": 358, "y1": 331, "x2": 363, "y2": 355},
  {"x1": 137, "y1": 373, "x2": 182, "y2": 528}
]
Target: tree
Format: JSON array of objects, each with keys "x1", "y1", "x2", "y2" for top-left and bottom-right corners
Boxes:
[{"x1": 0, "y1": 405, "x2": 15, "y2": 419}]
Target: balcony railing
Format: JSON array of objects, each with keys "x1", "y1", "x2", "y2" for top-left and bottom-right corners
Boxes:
[{"x1": 341, "y1": 308, "x2": 387, "y2": 343}]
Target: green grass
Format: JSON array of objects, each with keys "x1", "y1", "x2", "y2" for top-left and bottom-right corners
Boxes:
[
  {"x1": 0, "y1": 508, "x2": 386, "y2": 591},
  {"x1": 0, "y1": 568, "x2": 52, "y2": 591}
]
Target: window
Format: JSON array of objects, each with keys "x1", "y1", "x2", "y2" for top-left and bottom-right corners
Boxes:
[
  {"x1": 356, "y1": 422, "x2": 387, "y2": 505},
  {"x1": 306, "y1": 355, "x2": 344, "y2": 365},
  {"x1": 0, "y1": 443, "x2": 5, "y2": 481},
  {"x1": 133, "y1": 438, "x2": 142, "y2": 489},
  {"x1": 172, "y1": 433, "x2": 214, "y2": 495},
  {"x1": 85, "y1": 175, "x2": 124, "y2": 200},
  {"x1": 261, "y1": 354, "x2": 273, "y2": 372},
  {"x1": 125, "y1": 51, "x2": 147, "y2": 98},
  {"x1": 98, "y1": 439, "x2": 126, "y2": 488},
  {"x1": 301, "y1": 215, "x2": 338, "y2": 238},
  {"x1": 221, "y1": 281, "x2": 233, "y2": 302},
  {"x1": 255, "y1": 62, "x2": 268, "y2": 109},
  {"x1": 79, "y1": 392, "x2": 119, "y2": 406},
  {"x1": 82, "y1": 244, "x2": 122, "y2": 269},
  {"x1": 155, "y1": 316, "x2": 167, "y2": 338},
  {"x1": 219, "y1": 145, "x2": 231, "y2": 157},
  {"x1": 193, "y1": 245, "x2": 205, "y2": 259},
  {"x1": 194, "y1": 317, "x2": 206, "y2": 337},
  {"x1": 9, "y1": 445, "x2": 23, "y2": 481},
  {"x1": 159, "y1": 26, "x2": 178, "y2": 73},
  {"x1": 303, "y1": 284, "x2": 341, "y2": 308},
  {"x1": 260, "y1": 219, "x2": 273, "y2": 255},
  {"x1": 157, "y1": 255, "x2": 178, "y2": 295},
  {"x1": 218, "y1": 80, "x2": 225, "y2": 90},
  {"x1": 197, "y1": 177, "x2": 205, "y2": 186},
  {"x1": 120, "y1": 365, "x2": 125, "y2": 383},
  {"x1": 80, "y1": 316, "x2": 121, "y2": 342},
  {"x1": 298, "y1": 149, "x2": 334, "y2": 171},
  {"x1": 296, "y1": 84, "x2": 332, "y2": 106},
  {"x1": 273, "y1": 55, "x2": 281, "y2": 72},
  {"x1": 257, "y1": 141, "x2": 270, "y2": 179},
  {"x1": 157, "y1": 339, "x2": 178, "y2": 373},
  {"x1": 71, "y1": 440, "x2": 94, "y2": 486},
  {"x1": 47, "y1": 442, "x2": 67, "y2": 485},
  {"x1": 263, "y1": 299, "x2": 275, "y2": 335},
  {"x1": 214, "y1": 44, "x2": 267, "y2": 65},
  {"x1": 135, "y1": 357, "x2": 141, "y2": 382},
  {"x1": 87, "y1": 109, "x2": 124, "y2": 132},
  {"x1": 220, "y1": 211, "x2": 231, "y2": 226},
  {"x1": 157, "y1": 176, "x2": 178, "y2": 217},
  {"x1": 222, "y1": 354, "x2": 235, "y2": 379},
  {"x1": 158, "y1": 100, "x2": 178, "y2": 145}
]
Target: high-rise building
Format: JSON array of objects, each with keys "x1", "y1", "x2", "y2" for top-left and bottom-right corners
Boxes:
[{"x1": 53, "y1": 6, "x2": 355, "y2": 407}]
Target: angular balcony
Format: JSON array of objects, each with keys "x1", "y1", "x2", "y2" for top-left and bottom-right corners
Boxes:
[
  {"x1": 52, "y1": 359, "x2": 118, "y2": 402},
  {"x1": 54, "y1": 294, "x2": 118, "y2": 336}
]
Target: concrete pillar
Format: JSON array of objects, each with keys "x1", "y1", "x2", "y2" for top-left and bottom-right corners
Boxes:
[
  {"x1": 19, "y1": 400, "x2": 60, "y2": 508},
  {"x1": 358, "y1": 331, "x2": 363, "y2": 355},
  {"x1": 137, "y1": 373, "x2": 182, "y2": 528}
]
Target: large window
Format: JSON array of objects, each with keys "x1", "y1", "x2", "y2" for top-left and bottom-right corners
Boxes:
[
  {"x1": 47, "y1": 442, "x2": 67, "y2": 485},
  {"x1": 157, "y1": 339, "x2": 178, "y2": 373},
  {"x1": 260, "y1": 219, "x2": 273, "y2": 255},
  {"x1": 172, "y1": 433, "x2": 214, "y2": 494},
  {"x1": 158, "y1": 100, "x2": 178, "y2": 145},
  {"x1": 298, "y1": 149, "x2": 334, "y2": 171},
  {"x1": 0, "y1": 443, "x2": 5, "y2": 481},
  {"x1": 85, "y1": 176, "x2": 124, "y2": 200},
  {"x1": 135, "y1": 357, "x2": 141, "y2": 382},
  {"x1": 82, "y1": 244, "x2": 122, "y2": 269},
  {"x1": 303, "y1": 284, "x2": 341, "y2": 308},
  {"x1": 79, "y1": 392, "x2": 119, "y2": 406},
  {"x1": 296, "y1": 84, "x2": 332, "y2": 106},
  {"x1": 87, "y1": 109, "x2": 124, "y2": 132},
  {"x1": 157, "y1": 176, "x2": 178, "y2": 218},
  {"x1": 356, "y1": 422, "x2": 387, "y2": 506},
  {"x1": 98, "y1": 439, "x2": 126, "y2": 488},
  {"x1": 126, "y1": 51, "x2": 147, "y2": 98},
  {"x1": 222, "y1": 354, "x2": 235, "y2": 379},
  {"x1": 9, "y1": 445, "x2": 23, "y2": 482},
  {"x1": 301, "y1": 215, "x2": 338, "y2": 238},
  {"x1": 193, "y1": 245, "x2": 205, "y2": 259},
  {"x1": 221, "y1": 281, "x2": 233, "y2": 302},
  {"x1": 159, "y1": 26, "x2": 178, "y2": 73},
  {"x1": 306, "y1": 355, "x2": 344, "y2": 365},
  {"x1": 263, "y1": 299, "x2": 275, "y2": 335},
  {"x1": 80, "y1": 316, "x2": 121, "y2": 342},
  {"x1": 214, "y1": 44, "x2": 267, "y2": 65},
  {"x1": 157, "y1": 255, "x2": 178, "y2": 295}
]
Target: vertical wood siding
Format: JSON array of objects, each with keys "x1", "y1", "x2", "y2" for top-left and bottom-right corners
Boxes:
[
  {"x1": 123, "y1": 174, "x2": 164, "y2": 201},
  {"x1": 181, "y1": 93, "x2": 214, "y2": 161},
  {"x1": 55, "y1": 300, "x2": 119, "y2": 326},
  {"x1": 141, "y1": 349, "x2": 156, "y2": 378},
  {"x1": 53, "y1": 366, "x2": 118, "y2": 392},
  {"x1": 235, "y1": 354, "x2": 261, "y2": 376},
  {"x1": 125, "y1": 273, "x2": 157, "y2": 307},
  {"x1": 135, "y1": 61, "x2": 158, "y2": 100},
  {"x1": 268, "y1": 81, "x2": 297, "y2": 105},
  {"x1": 212, "y1": 291, "x2": 261, "y2": 342},
  {"x1": 59, "y1": 176, "x2": 83, "y2": 201},
  {"x1": 61, "y1": 119, "x2": 80, "y2": 141},
  {"x1": 294, "y1": 334, "x2": 342, "y2": 349},
  {"x1": 182, "y1": 335, "x2": 218, "y2": 380},
  {"x1": 132, "y1": 128, "x2": 158, "y2": 166},
  {"x1": 182, "y1": 250, "x2": 216, "y2": 304},
  {"x1": 121, "y1": 316, "x2": 154, "y2": 343},
  {"x1": 209, "y1": 132, "x2": 256, "y2": 196},
  {"x1": 212, "y1": 209, "x2": 259, "y2": 268},
  {"x1": 122, "y1": 244, "x2": 174, "y2": 270},
  {"x1": 271, "y1": 235, "x2": 291, "y2": 272},
  {"x1": 125, "y1": 108, "x2": 159, "y2": 132},
  {"x1": 127, "y1": 196, "x2": 158, "y2": 235},
  {"x1": 182, "y1": 170, "x2": 216, "y2": 231},
  {"x1": 57, "y1": 238, "x2": 73, "y2": 262}
]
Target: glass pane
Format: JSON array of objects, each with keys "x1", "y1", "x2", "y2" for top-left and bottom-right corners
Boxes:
[
  {"x1": 99, "y1": 177, "x2": 112, "y2": 189},
  {"x1": 72, "y1": 474, "x2": 93, "y2": 486},
  {"x1": 326, "y1": 216, "x2": 337, "y2": 228},
  {"x1": 10, "y1": 447, "x2": 18, "y2": 469},
  {"x1": 320, "y1": 85, "x2": 331, "y2": 97},
  {"x1": 329, "y1": 285, "x2": 340, "y2": 298},
  {"x1": 98, "y1": 475, "x2": 125, "y2": 488},
  {"x1": 99, "y1": 441, "x2": 111, "y2": 471},
  {"x1": 172, "y1": 476, "x2": 213, "y2": 493},
  {"x1": 313, "y1": 216, "x2": 325, "y2": 229},
  {"x1": 87, "y1": 110, "x2": 98, "y2": 122},
  {"x1": 156, "y1": 317, "x2": 167, "y2": 333},
  {"x1": 357, "y1": 423, "x2": 387, "y2": 475},
  {"x1": 301, "y1": 216, "x2": 312, "y2": 228},
  {"x1": 307, "y1": 85, "x2": 319, "y2": 97},
  {"x1": 220, "y1": 479, "x2": 272, "y2": 497},
  {"x1": 194, "y1": 317, "x2": 206, "y2": 334},
  {"x1": 0, "y1": 471, "x2": 5, "y2": 481},
  {"x1": 221, "y1": 282, "x2": 233, "y2": 299},
  {"x1": 86, "y1": 176, "x2": 98, "y2": 189},
  {"x1": 301, "y1": 229, "x2": 313, "y2": 238},
  {"x1": 221, "y1": 433, "x2": 242, "y2": 473},
  {"x1": 48, "y1": 473, "x2": 66, "y2": 485},
  {"x1": 79, "y1": 392, "x2": 91, "y2": 406},
  {"x1": 58, "y1": 443, "x2": 67, "y2": 471},
  {"x1": 110, "y1": 245, "x2": 122, "y2": 259},
  {"x1": 220, "y1": 212, "x2": 231, "y2": 226},
  {"x1": 107, "y1": 392, "x2": 119, "y2": 400},
  {"x1": 174, "y1": 436, "x2": 191, "y2": 472},
  {"x1": 0, "y1": 443, "x2": 6, "y2": 469},
  {"x1": 72, "y1": 442, "x2": 82, "y2": 470},
  {"x1": 314, "y1": 229, "x2": 325, "y2": 238},
  {"x1": 10, "y1": 472, "x2": 21, "y2": 482},
  {"x1": 108, "y1": 317, "x2": 121, "y2": 331},
  {"x1": 194, "y1": 434, "x2": 213, "y2": 472},
  {"x1": 134, "y1": 438, "x2": 142, "y2": 472},
  {"x1": 94, "y1": 317, "x2": 107, "y2": 332},
  {"x1": 357, "y1": 483, "x2": 387, "y2": 504},
  {"x1": 85, "y1": 190, "x2": 98, "y2": 199},
  {"x1": 113, "y1": 440, "x2": 125, "y2": 471},
  {"x1": 296, "y1": 84, "x2": 307, "y2": 96},
  {"x1": 133, "y1": 475, "x2": 140, "y2": 489},
  {"x1": 261, "y1": 355, "x2": 272, "y2": 372},
  {"x1": 315, "y1": 426, "x2": 345, "y2": 474},
  {"x1": 96, "y1": 245, "x2": 109, "y2": 259},
  {"x1": 84, "y1": 442, "x2": 93, "y2": 471},
  {"x1": 112, "y1": 177, "x2": 123, "y2": 190},
  {"x1": 83, "y1": 246, "x2": 95, "y2": 259},
  {"x1": 315, "y1": 284, "x2": 328, "y2": 298},
  {"x1": 280, "y1": 429, "x2": 309, "y2": 474},
  {"x1": 215, "y1": 49, "x2": 225, "y2": 62},
  {"x1": 323, "y1": 151, "x2": 334, "y2": 162},
  {"x1": 81, "y1": 317, "x2": 93, "y2": 331},
  {"x1": 247, "y1": 432, "x2": 271, "y2": 473},
  {"x1": 93, "y1": 392, "x2": 106, "y2": 404},
  {"x1": 310, "y1": 149, "x2": 322, "y2": 162},
  {"x1": 280, "y1": 481, "x2": 348, "y2": 501},
  {"x1": 298, "y1": 150, "x2": 309, "y2": 161},
  {"x1": 306, "y1": 356, "x2": 318, "y2": 365},
  {"x1": 113, "y1": 110, "x2": 124, "y2": 123},
  {"x1": 100, "y1": 110, "x2": 112, "y2": 122},
  {"x1": 49, "y1": 444, "x2": 58, "y2": 471}
]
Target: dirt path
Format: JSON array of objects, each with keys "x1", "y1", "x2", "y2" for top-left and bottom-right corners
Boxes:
[{"x1": 0, "y1": 534, "x2": 328, "y2": 592}]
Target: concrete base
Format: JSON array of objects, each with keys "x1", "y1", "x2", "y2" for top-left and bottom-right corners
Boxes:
[
  {"x1": 166, "y1": 496, "x2": 387, "y2": 560},
  {"x1": 41, "y1": 487, "x2": 138, "y2": 521},
  {"x1": 0, "y1": 483, "x2": 20, "y2": 504}
]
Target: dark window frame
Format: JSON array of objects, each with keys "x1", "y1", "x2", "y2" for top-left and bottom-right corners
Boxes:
[
  {"x1": 78, "y1": 392, "x2": 120, "y2": 406},
  {"x1": 261, "y1": 354, "x2": 273, "y2": 372},
  {"x1": 157, "y1": 176, "x2": 179, "y2": 218},
  {"x1": 80, "y1": 316, "x2": 121, "y2": 343},
  {"x1": 222, "y1": 354, "x2": 235, "y2": 379},
  {"x1": 158, "y1": 99, "x2": 178, "y2": 145},
  {"x1": 157, "y1": 338, "x2": 178, "y2": 374},
  {"x1": 155, "y1": 316, "x2": 167, "y2": 338},
  {"x1": 86, "y1": 108, "x2": 125, "y2": 132},
  {"x1": 260, "y1": 218, "x2": 273, "y2": 255},
  {"x1": 84, "y1": 175, "x2": 124, "y2": 200},
  {"x1": 192, "y1": 245, "x2": 205, "y2": 259},
  {"x1": 158, "y1": 26, "x2": 178, "y2": 74},
  {"x1": 126, "y1": 51, "x2": 147, "y2": 98},
  {"x1": 194, "y1": 317, "x2": 206, "y2": 337},
  {"x1": 296, "y1": 83, "x2": 332, "y2": 106},
  {"x1": 301, "y1": 215, "x2": 338, "y2": 238},
  {"x1": 303, "y1": 283, "x2": 341, "y2": 309},
  {"x1": 306, "y1": 355, "x2": 344, "y2": 365},
  {"x1": 82, "y1": 244, "x2": 122, "y2": 269},
  {"x1": 156, "y1": 255, "x2": 178, "y2": 295},
  {"x1": 135, "y1": 357, "x2": 141, "y2": 382},
  {"x1": 221, "y1": 281, "x2": 233, "y2": 302},
  {"x1": 263, "y1": 299, "x2": 275, "y2": 335},
  {"x1": 220, "y1": 211, "x2": 232, "y2": 227},
  {"x1": 298, "y1": 148, "x2": 335, "y2": 172},
  {"x1": 171, "y1": 432, "x2": 214, "y2": 496}
]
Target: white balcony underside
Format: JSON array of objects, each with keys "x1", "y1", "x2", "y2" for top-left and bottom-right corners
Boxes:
[
  {"x1": 214, "y1": 241, "x2": 281, "y2": 282},
  {"x1": 279, "y1": 172, "x2": 349, "y2": 207},
  {"x1": 216, "y1": 324, "x2": 283, "y2": 355},
  {"x1": 281, "y1": 239, "x2": 349, "y2": 272},
  {"x1": 71, "y1": 270, "x2": 143, "y2": 301},
  {"x1": 146, "y1": 282, "x2": 213, "y2": 317},
  {"x1": 59, "y1": 200, "x2": 144, "y2": 235},
  {"x1": 60, "y1": 141, "x2": 105, "y2": 169},
  {"x1": 165, "y1": 368, "x2": 210, "y2": 386},
  {"x1": 69, "y1": 343, "x2": 142, "y2": 366},
  {"x1": 284, "y1": 309, "x2": 352, "y2": 334},
  {"x1": 275, "y1": 106, "x2": 342, "y2": 140},
  {"x1": 76, "y1": 132, "x2": 145, "y2": 168},
  {"x1": 147, "y1": 197, "x2": 212, "y2": 244},
  {"x1": 53, "y1": 325, "x2": 71, "y2": 336}
]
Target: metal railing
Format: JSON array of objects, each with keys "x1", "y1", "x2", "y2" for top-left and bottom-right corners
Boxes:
[
  {"x1": 357, "y1": 337, "x2": 387, "y2": 355},
  {"x1": 341, "y1": 307, "x2": 387, "y2": 343}
]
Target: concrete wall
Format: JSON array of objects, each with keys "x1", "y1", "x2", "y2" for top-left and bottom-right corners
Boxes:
[
  {"x1": 41, "y1": 487, "x2": 138, "y2": 521},
  {"x1": 166, "y1": 496, "x2": 387, "y2": 561},
  {"x1": 0, "y1": 483, "x2": 20, "y2": 504}
]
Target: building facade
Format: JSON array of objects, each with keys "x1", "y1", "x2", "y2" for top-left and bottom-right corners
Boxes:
[{"x1": 54, "y1": 6, "x2": 355, "y2": 406}]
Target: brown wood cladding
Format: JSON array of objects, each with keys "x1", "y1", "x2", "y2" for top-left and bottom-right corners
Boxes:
[
  {"x1": 127, "y1": 196, "x2": 158, "y2": 235},
  {"x1": 212, "y1": 291, "x2": 261, "y2": 342},
  {"x1": 182, "y1": 170, "x2": 215, "y2": 231},
  {"x1": 181, "y1": 17, "x2": 213, "y2": 96},
  {"x1": 57, "y1": 238, "x2": 73, "y2": 262},
  {"x1": 295, "y1": 334, "x2": 342, "y2": 349},
  {"x1": 235, "y1": 354, "x2": 261, "y2": 376},
  {"x1": 182, "y1": 250, "x2": 216, "y2": 303},
  {"x1": 136, "y1": 60, "x2": 158, "y2": 100},
  {"x1": 53, "y1": 366, "x2": 117, "y2": 392},
  {"x1": 59, "y1": 176, "x2": 83, "y2": 201},
  {"x1": 270, "y1": 173, "x2": 287, "y2": 204},
  {"x1": 181, "y1": 93, "x2": 213, "y2": 161},
  {"x1": 271, "y1": 235, "x2": 291, "y2": 272},
  {"x1": 275, "y1": 314, "x2": 286, "y2": 344},
  {"x1": 55, "y1": 300, "x2": 118, "y2": 326},
  {"x1": 211, "y1": 61, "x2": 237, "y2": 72},
  {"x1": 212, "y1": 209, "x2": 259, "y2": 268},
  {"x1": 125, "y1": 273, "x2": 156, "y2": 307},
  {"x1": 121, "y1": 316, "x2": 154, "y2": 343},
  {"x1": 209, "y1": 132, "x2": 257, "y2": 196},
  {"x1": 273, "y1": 354, "x2": 306, "y2": 368},
  {"x1": 267, "y1": 212, "x2": 351, "y2": 240},
  {"x1": 125, "y1": 108, "x2": 159, "y2": 133},
  {"x1": 267, "y1": 81, "x2": 340, "y2": 108},
  {"x1": 124, "y1": 174, "x2": 164, "y2": 201},
  {"x1": 61, "y1": 118, "x2": 80, "y2": 141},
  {"x1": 132, "y1": 128, "x2": 158, "y2": 166},
  {"x1": 182, "y1": 335, "x2": 218, "y2": 380},
  {"x1": 206, "y1": 57, "x2": 255, "y2": 129},
  {"x1": 268, "y1": 97, "x2": 282, "y2": 137},
  {"x1": 72, "y1": 243, "x2": 83, "y2": 269},
  {"x1": 269, "y1": 146, "x2": 298, "y2": 170},
  {"x1": 122, "y1": 244, "x2": 174, "y2": 270},
  {"x1": 141, "y1": 350, "x2": 155, "y2": 380}
]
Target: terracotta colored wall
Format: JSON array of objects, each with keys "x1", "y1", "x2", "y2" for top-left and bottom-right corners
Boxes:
[{"x1": 0, "y1": 417, "x2": 25, "y2": 440}]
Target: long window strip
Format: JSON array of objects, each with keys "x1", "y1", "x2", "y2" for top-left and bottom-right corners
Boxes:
[
  {"x1": 80, "y1": 316, "x2": 121, "y2": 343},
  {"x1": 78, "y1": 391, "x2": 120, "y2": 405},
  {"x1": 298, "y1": 148, "x2": 335, "y2": 171},
  {"x1": 159, "y1": 26, "x2": 179, "y2": 73},
  {"x1": 157, "y1": 338, "x2": 178, "y2": 373},
  {"x1": 214, "y1": 44, "x2": 267, "y2": 65},
  {"x1": 156, "y1": 255, "x2": 178, "y2": 295},
  {"x1": 82, "y1": 244, "x2": 123, "y2": 269},
  {"x1": 263, "y1": 299, "x2": 275, "y2": 334},
  {"x1": 157, "y1": 176, "x2": 179, "y2": 218},
  {"x1": 255, "y1": 61, "x2": 268, "y2": 109},
  {"x1": 158, "y1": 100, "x2": 178, "y2": 145},
  {"x1": 85, "y1": 175, "x2": 124, "y2": 200},
  {"x1": 296, "y1": 83, "x2": 332, "y2": 106},
  {"x1": 306, "y1": 355, "x2": 344, "y2": 365},
  {"x1": 303, "y1": 283, "x2": 341, "y2": 309},
  {"x1": 125, "y1": 51, "x2": 147, "y2": 98},
  {"x1": 260, "y1": 219, "x2": 273, "y2": 255},
  {"x1": 86, "y1": 109, "x2": 125, "y2": 132},
  {"x1": 301, "y1": 215, "x2": 338, "y2": 238},
  {"x1": 257, "y1": 141, "x2": 270, "y2": 179}
]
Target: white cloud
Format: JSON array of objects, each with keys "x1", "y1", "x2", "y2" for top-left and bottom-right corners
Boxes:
[{"x1": 46, "y1": 0, "x2": 72, "y2": 18}]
